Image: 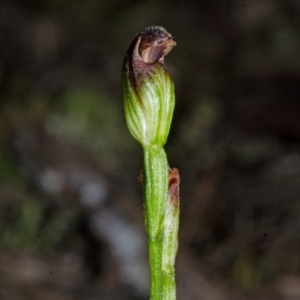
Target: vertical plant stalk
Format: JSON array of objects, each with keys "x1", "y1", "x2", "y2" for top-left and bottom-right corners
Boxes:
[{"x1": 122, "y1": 26, "x2": 179, "y2": 300}]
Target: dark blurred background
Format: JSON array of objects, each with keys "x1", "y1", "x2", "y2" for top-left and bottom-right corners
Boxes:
[{"x1": 1, "y1": 0, "x2": 300, "y2": 299}]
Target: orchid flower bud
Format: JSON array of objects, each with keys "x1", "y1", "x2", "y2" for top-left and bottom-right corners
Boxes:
[{"x1": 122, "y1": 26, "x2": 176, "y2": 148}]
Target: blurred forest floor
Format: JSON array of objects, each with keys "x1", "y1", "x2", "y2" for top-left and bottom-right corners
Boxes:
[{"x1": 1, "y1": 0, "x2": 300, "y2": 299}]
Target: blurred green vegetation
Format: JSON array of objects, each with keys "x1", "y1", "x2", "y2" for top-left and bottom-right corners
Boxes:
[
  {"x1": 45, "y1": 86, "x2": 135, "y2": 172},
  {"x1": 232, "y1": 251, "x2": 277, "y2": 289},
  {"x1": 0, "y1": 198, "x2": 73, "y2": 253},
  {"x1": 0, "y1": 153, "x2": 21, "y2": 182}
]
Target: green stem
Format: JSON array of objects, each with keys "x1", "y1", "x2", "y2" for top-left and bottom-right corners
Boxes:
[{"x1": 143, "y1": 146, "x2": 178, "y2": 300}]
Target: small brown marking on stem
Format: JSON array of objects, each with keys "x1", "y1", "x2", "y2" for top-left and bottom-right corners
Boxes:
[
  {"x1": 138, "y1": 170, "x2": 144, "y2": 184},
  {"x1": 168, "y1": 167, "x2": 180, "y2": 207}
]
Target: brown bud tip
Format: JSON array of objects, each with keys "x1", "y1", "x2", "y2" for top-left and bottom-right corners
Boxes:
[
  {"x1": 124, "y1": 26, "x2": 176, "y2": 97},
  {"x1": 124, "y1": 26, "x2": 176, "y2": 88},
  {"x1": 136, "y1": 26, "x2": 176, "y2": 63}
]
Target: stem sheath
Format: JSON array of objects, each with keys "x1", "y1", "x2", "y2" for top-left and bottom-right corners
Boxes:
[{"x1": 143, "y1": 146, "x2": 179, "y2": 300}]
